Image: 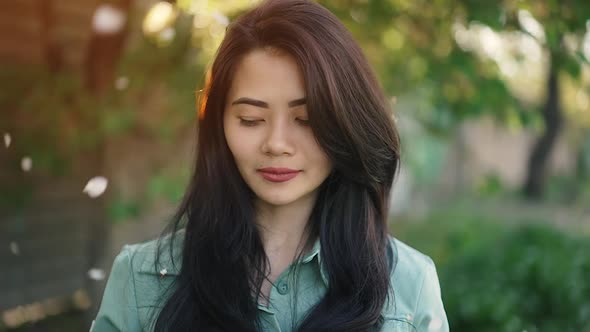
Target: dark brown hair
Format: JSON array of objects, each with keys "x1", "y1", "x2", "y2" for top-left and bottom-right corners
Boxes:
[{"x1": 155, "y1": 0, "x2": 401, "y2": 330}]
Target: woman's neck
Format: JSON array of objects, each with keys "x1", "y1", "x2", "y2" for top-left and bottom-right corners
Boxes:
[{"x1": 255, "y1": 191, "x2": 317, "y2": 260}]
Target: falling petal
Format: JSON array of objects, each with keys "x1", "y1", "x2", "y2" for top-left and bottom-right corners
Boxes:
[
  {"x1": 428, "y1": 317, "x2": 443, "y2": 331},
  {"x1": 21, "y1": 157, "x2": 32, "y2": 172},
  {"x1": 92, "y1": 4, "x2": 127, "y2": 34},
  {"x1": 406, "y1": 314, "x2": 413, "y2": 322},
  {"x1": 87, "y1": 268, "x2": 106, "y2": 281},
  {"x1": 9, "y1": 242, "x2": 19, "y2": 255},
  {"x1": 83, "y1": 176, "x2": 108, "y2": 198},
  {"x1": 160, "y1": 268, "x2": 168, "y2": 276},
  {"x1": 115, "y1": 76, "x2": 129, "y2": 90},
  {"x1": 4, "y1": 133, "x2": 11, "y2": 147}
]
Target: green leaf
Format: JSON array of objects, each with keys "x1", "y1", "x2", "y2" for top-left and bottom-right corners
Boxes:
[{"x1": 561, "y1": 53, "x2": 582, "y2": 80}]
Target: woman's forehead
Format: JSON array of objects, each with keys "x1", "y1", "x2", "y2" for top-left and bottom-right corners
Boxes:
[{"x1": 228, "y1": 49, "x2": 305, "y2": 99}]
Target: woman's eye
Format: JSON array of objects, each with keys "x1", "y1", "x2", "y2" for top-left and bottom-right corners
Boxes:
[
  {"x1": 296, "y1": 118, "x2": 310, "y2": 126},
  {"x1": 239, "y1": 118, "x2": 262, "y2": 127}
]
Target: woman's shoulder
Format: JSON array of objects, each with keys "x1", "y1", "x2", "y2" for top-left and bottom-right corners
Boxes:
[
  {"x1": 383, "y1": 235, "x2": 448, "y2": 330},
  {"x1": 387, "y1": 235, "x2": 436, "y2": 284},
  {"x1": 93, "y1": 232, "x2": 185, "y2": 331},
  {"x1": 122, "y1": 231, "x2": 184, "y2": 277},
  {"x1": 386, "y1": 235, "x2": 437, "y2": 311}
]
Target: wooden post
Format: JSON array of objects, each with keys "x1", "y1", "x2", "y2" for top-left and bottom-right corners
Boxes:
[{"x1": 84, "y1": 0, "x2": 132, "y2": 96}]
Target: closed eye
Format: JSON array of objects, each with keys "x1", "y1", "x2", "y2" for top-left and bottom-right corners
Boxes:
[
  {"x1": 296, "y1": 118, "x2": 309, "y2": 126},
  {"x1": 239, "y1": 118, "x2": 263, "y2": 127}
]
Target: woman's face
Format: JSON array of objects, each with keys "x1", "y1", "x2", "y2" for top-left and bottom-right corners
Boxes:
[{"x1": 223, "y1": 49, "x2": 333, "y2": 208}]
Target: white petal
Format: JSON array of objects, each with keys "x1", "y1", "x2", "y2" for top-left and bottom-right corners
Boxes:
[
  {"x1": 21, "y1": 157, "x2": 32, "y2": 172},
  {"x1": 4, "y1": 133, "x2": 11, "y2": 147},
  {"x1": 9, "y1": 242, "x2": 19, "y2": 255},
  {"x1": 92, "y1": 4, "x2": 127, "y2": 34},
  {"x1": 83, "y1": 176, "x2": 108, "y2": 198},
  {"x1": 87, "y1": 268, "x2": 106, "y2": 281},
  {"x1": 115, "y1": 76, "x2": 129, "y2": 90}
]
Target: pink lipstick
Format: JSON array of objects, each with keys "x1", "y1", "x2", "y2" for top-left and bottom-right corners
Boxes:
[{"x1": 257, "y1": 167, "x2": 300, "y2": 183}]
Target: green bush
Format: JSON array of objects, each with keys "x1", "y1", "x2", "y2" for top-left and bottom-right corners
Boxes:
[
  {"x1": 444, "y1": 225, "x2": 590, "y2": 331},
  {"x1": 393, "y1": 214, "x2": 590, "y2": 332}
]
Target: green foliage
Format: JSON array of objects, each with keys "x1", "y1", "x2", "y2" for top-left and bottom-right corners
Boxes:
[
  {"x1": 545, "y1": 174, "x2": 579, "y2": 204},
  {"x1": 107, "y1": 168, "x2": 189, "y2": 223},
  {"x1": 392, "y1": 209, "x2": 505, "y2": 266},
  {"x1": 319, "y1": 0, "x2": 590, "y2": 198},
  {"x1": 475, "y1": 173, "x2": 505, "y2": 197},
  {"x1": 393, "y1": 213, "x2": 590, "y2": 332},
  {"x1": 146, "y1": 169, "x2": 190, "y2": 204},
  {"x1": 107, "y1": 196, "x2": 142, "y2": 224},
  {"x1": 545, "y1": 173, "x2": 590, "y2": 206},
  {"x1": 446, "y1": 225, "x2": 590, "y2": 331},
  {"x1": 319, "y1": 0, "x2": 590, "y2": 133},
  {"x1": 321, "y1": 0, "x2": 526, "y2": 130}
]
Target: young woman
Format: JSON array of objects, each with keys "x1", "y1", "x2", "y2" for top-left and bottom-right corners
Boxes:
[{"x1": 92, "y1": 0, "x2": 448, "y2": 331}]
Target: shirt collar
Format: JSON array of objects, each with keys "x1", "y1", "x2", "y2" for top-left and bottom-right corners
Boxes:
[
  {"x1": 300, "y1": 236, "x2": 321, "y2": 263},
  {"x1": 138, "y1": 232, "x2": 329, "y2": 286},
  {"x1": 300, "y1": 237, "x2": 329, "y2": 286},
  {"x1": 257, "y1": 237, "x2": 328, "y2": 313}
]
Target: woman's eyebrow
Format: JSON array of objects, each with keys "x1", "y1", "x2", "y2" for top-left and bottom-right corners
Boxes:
[{"x1": 231, "y1": 97, "x2": 307, "y2": 108}]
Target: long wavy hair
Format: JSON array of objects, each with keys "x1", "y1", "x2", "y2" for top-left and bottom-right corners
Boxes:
[{"x1": 153, "y1": 0, "x2": 401, "y2": 331}]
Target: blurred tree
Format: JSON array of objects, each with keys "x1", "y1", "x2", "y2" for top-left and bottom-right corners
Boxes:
[
  {"x1": 86, "y1": 0, "x2": 132, "y2": 95},
  {"x1": 319, "y1": 0, "x2": 590, "y2": 199},
  {"x1": 461, "y1": 1, "x2": 590, "y2": 199}
]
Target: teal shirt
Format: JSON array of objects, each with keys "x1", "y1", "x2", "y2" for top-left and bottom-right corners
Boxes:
[{"x1": 92, "y1": 235, "x2": 449, "y2": 331}]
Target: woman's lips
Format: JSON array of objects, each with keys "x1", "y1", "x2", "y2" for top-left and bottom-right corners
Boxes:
[{"x1": 257, "y1": 167, "x2": 301, "y2": 183}]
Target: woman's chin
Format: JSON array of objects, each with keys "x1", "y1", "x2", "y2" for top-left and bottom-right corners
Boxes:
[{"x1": 256, "y1": 194, "x2": 299, "y2": 207}]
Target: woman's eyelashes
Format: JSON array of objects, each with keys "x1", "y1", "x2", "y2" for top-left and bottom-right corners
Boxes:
[
  {"x1": 296, "y1": 118, "x2": 310, "y2": 126},
  {"x1": 239, "y1": 118, "x2": 262, "y2": 127},
  {"x1": 238, "y1": 117, "x2": 309, "y2": 127}
]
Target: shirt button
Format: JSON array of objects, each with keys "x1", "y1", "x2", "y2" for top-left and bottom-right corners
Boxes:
[{"x1": 277, "y1": 282, "x2": 289, "y2": 295}]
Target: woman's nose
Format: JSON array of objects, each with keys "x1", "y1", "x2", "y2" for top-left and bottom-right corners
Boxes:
[{"x1": 260, "y1": 119, "x2": 295, "y2": 156}]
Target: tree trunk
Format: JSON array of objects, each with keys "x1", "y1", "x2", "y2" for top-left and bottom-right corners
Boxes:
[
  {"x1": 523, "y1": 53, "x2": 562, "y2": 199},
  {"x1": 84, "y1": 0, "x2": 132, "y2": 95}
]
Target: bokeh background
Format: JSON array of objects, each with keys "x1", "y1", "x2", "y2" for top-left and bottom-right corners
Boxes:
[{"x1": 1, "y1": 0, "x2": 590, "y2": 331}]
